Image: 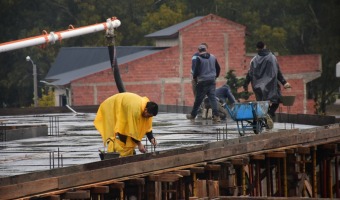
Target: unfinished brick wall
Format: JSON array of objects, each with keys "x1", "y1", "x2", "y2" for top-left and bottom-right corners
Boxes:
[{"x1": 71, "y1": 14, "x2": 321, "y2": 114}]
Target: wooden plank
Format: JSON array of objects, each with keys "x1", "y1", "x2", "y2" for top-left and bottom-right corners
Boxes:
[
  {"x1": 266, "y1": 151, "x2": 286, "y2": 158},
  {"x1": 305, "y1": 179, "x2": 313, "y2": 197},
  {"x1": 0, "y1": 163, "x2": 86, "y2": 187},
  {"x1": 58, "y1": 150, "x2": 205, "y2": 188},
  {"x1": 61, "y1": 190, "x2": 90, "y2": 199},
  {"x1": 231, "y1": 158, "x2": 248, "y2": 166},
  {"x1": 319, "y1": 144, "x2": 337, "y2": 151},
  {"x1": 90, "y1": 186, "x2": 109, "y2": 194},
  {"x1": 148, "y1": 175, "x2": 160, "y2": 182},
  {"x1": 49, "y1": 195, "x2": 61, "y2": 200},
  {"x1": 195, "y1": 180, "x2": 207, "y2": 198},
  {"x1": 71, "y1": 162, "x2": 205, "y2": 193},
  {"x1": 285, "y1": 149, "x2": 295, "y2": 154},
  {"x1": 172, "y1": 170, "x2": 191, "y2": 176},
  {"x1": 148, "y1": 173, "x2": 182, "y2": 182},
  {"x1": 219, "y1": 197, "x2": 328, "y2": 200},
  {"x1": 0, "y1": 178, "x2": 58, "y2": 199},
  {"x1": 207, "y1": 180, "x2": 219, "y2": 198},
  {"x1": 251, "y1": 154, "x2": 265, "y2": 160},
  {"x1": 110, "y1": 182, "x2": 124, "y2": 189},
  {"x1": 315, "y1": 128, "x2": 340, "y2": 141},
  {"x1": 205, "y1": 164, "x2": 221, "y2": 171},
  {"x1": 296, "y1": 147, "x2": 310, "y2": 154},
  {"x1": 125, "y1": 178, "x2": 145, "y2": 185},
  {"x1": 190, "y1": 167, "x2": 205, "y2": 173}
]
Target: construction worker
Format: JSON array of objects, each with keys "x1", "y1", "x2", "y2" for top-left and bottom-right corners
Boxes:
[
  {"x1": 243, "y1": 41, "x2": 291, "y2": 129},
  {"x1": 94, "y1": 92, "x2": 158, "y2": 157}
]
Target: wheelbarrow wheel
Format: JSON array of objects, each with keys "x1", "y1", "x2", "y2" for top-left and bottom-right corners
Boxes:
[
  {"x1": 237, "y1": 121, "x2": 246, "y2": 136},
  {"x1": 252, "y1": 120, "x2": 263, "y2": 134}
]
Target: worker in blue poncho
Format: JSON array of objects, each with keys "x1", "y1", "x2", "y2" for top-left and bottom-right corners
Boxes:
[{"x1": 94, "y1": 92, "x2": 158, "y2": 157}]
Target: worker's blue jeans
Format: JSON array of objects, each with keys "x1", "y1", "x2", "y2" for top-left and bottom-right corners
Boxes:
[{"x1": 191, "y1": 79, "x2": 219, "y2": 117}]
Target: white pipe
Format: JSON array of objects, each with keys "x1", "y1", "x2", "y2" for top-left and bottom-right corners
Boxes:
[{"x1": 0, "y1": 18, "x2": 121, "y2": 53}]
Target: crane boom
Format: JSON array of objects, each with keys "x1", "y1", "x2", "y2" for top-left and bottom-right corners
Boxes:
[{"x1": 0, "y1": 17, "x2": 121, "y2": 53}]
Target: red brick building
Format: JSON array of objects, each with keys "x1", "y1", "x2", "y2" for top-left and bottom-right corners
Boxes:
[{"x1": 46, "y1": 14, "x2": 321, "y2": 114}]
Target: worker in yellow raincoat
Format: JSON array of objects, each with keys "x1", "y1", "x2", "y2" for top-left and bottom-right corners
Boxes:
[{"x1": 94, "y1": 92, "x2": 158, "y2": 157}]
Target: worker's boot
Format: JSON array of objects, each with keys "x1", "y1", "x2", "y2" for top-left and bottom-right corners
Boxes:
[
  {"x1": 265, "y1": 114, "x2": 274, "y2": 129},
  {"x1": 212, "y1": 115, "x2": 221, "y2": 122},
  {"x1": 186, "y1": 114, "x2": 196, "y2": 120}
]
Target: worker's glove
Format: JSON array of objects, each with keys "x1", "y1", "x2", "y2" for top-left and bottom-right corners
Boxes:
[{"x1": 284, "y1": 82, "x2": 291, "y2": 89}]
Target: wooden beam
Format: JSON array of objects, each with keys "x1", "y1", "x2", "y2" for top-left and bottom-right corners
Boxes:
[
  {"x1": 231, "y1": 158, "x2": 249, "y2": 165},
  {"x1": 319, "y1": 144, "x2": 337, "y2": 151},
  {"x1": 148, "y1": 173, "x2": 182, "y2": 182},
  {"x1": 172, "y1": 170, "x2": 191, "y2": 176},
  {"x1": 125, "y1": 178, "x2": 145, "y2": 185},
  {"x1": 190, "y1": 167, "x2": 205, "y2": 174},
  {"x1": 205, "y1": 164, "x2": 221, "y2": 171},
  {"x1": 47, "y1": 195, "x2": 60, "y2": 200},
  {"x1": 296, "y1": 147, "x2": 310, "y2": 154},
  {"x1": 207, "y1": 180, "x2": 219, "y2": 198},
  {"x1": 286, "y1": 149, "x2": 295, "y2": 154},
  {"x1": 90, "y1": 186, "x2": 109, "y2": 193},
  {"x1": 0, "y1": 178, "x2": 58, "y2": 199},
  {"x1": 266, "y1": 151, "x2": 286, "y2": 158},
  {"x1": 90, "y1": 186, "x2": 109, "y2": 200},
  {"x1": 194, "y1": 180, "x2": 207, "y2": 198},
  {"x1": 251, "y1": 154, "x2": 265, "y2": 160},
  {"x1": 61, "y1": 190, "x2": 90, "y2": 199},
  {"x1": 110, "y1": 182, "x2": 125, "y2": 189}
]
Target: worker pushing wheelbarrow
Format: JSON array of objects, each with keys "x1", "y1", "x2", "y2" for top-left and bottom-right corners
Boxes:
[{"x1": 225, "y1": 101, "x2": 270, "y2": 136}]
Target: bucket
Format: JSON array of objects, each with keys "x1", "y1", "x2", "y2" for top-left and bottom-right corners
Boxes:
[
  {"x1": 281, "y1": 96, "x2": 295, "y2": 106},
  {"x1": 99, "y1": 152, "x2": 120, "y2": 160}
]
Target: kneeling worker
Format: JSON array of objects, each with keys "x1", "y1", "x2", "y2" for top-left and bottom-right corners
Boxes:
[{"x1": 94, "y1": 92, "x2": 158, "y2": 157}]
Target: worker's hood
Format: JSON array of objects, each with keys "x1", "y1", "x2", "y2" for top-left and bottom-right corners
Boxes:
[{"x1": 198, "y1": 52, "x2": 211, "y2": 59}]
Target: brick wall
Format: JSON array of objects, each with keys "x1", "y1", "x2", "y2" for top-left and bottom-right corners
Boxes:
[{"x1": 71, "y1": 14, "x2": 321, "y2": 114}]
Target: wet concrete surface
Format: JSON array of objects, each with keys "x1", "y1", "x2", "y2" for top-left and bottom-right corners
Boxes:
[{"x1": 0, "y1": 112, "x2": 317, "y2": 178}]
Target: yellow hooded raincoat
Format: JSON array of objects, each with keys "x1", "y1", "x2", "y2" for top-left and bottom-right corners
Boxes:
[{"x1": 94, "y1": 92, "x2": 153, "y2": 156}]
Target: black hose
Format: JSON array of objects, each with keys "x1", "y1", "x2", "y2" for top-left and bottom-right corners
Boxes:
[{"x1": 108, "y1": 44, "x2": 125, "y2": 93}]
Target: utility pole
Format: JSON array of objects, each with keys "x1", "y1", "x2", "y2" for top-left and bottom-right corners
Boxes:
[{"x1": 26, "y1": 56, "x2": 38, "y2": 107}]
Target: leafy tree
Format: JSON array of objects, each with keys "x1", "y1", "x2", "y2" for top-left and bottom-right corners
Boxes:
[
  {"x1": 0, "y1": 0, "x2": 339, "y2": 114},
  {"x1": 141, "y1": 2, "x2": 192, "y2": 45},
  {"x1": 225, "y1": 70, "x2": 252, "y2": 101},
  {"x1": 38, "y1": 88, "x2": 55, "y2": 107},
  {"x1": 306, "y1": 0, "x2": 340, "y2": 114}
]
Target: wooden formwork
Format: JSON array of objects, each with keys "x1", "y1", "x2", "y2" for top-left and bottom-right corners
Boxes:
[{"x1": 0, "y1": 124, "x2": 340, "y2": 199}]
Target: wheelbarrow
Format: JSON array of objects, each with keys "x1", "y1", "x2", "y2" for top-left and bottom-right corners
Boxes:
[{"x1": 225, "y1": 101, "x2": 270, "y2": 136}]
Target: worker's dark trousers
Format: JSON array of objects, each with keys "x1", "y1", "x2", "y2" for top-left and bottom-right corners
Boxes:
[{"x1": 268, "y1": 103, "x2": 279, "y2": 118}]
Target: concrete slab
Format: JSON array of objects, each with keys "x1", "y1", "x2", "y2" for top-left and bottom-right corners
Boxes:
[{"x1": 0, "y1": 112, "x2": 317, "y2": 178}]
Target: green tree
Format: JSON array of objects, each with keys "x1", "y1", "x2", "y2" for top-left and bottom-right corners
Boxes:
[
  {"x1": 307, "y1": 0, "x2": 340, "y2": 114},
  {"x1": 1, "y1": 0, "x2": 339, "y2": 114},
  {"x1": 225, "y1": 70, "x2": 252, "y2": 101},
  {"x1": 38, "y1": 88, "x2": 55, "y2": 107},
  {"x1": 141, "y1": 2, "x2": 191, "y2": 45}
]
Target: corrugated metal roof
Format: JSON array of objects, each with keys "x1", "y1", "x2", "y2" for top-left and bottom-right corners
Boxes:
[
  {"x1": 145, "y1": 16, "x2": 203, "y2": 38},
  {"x1": 45, "y1": 46, "x2": 166, "y2": 85}
]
